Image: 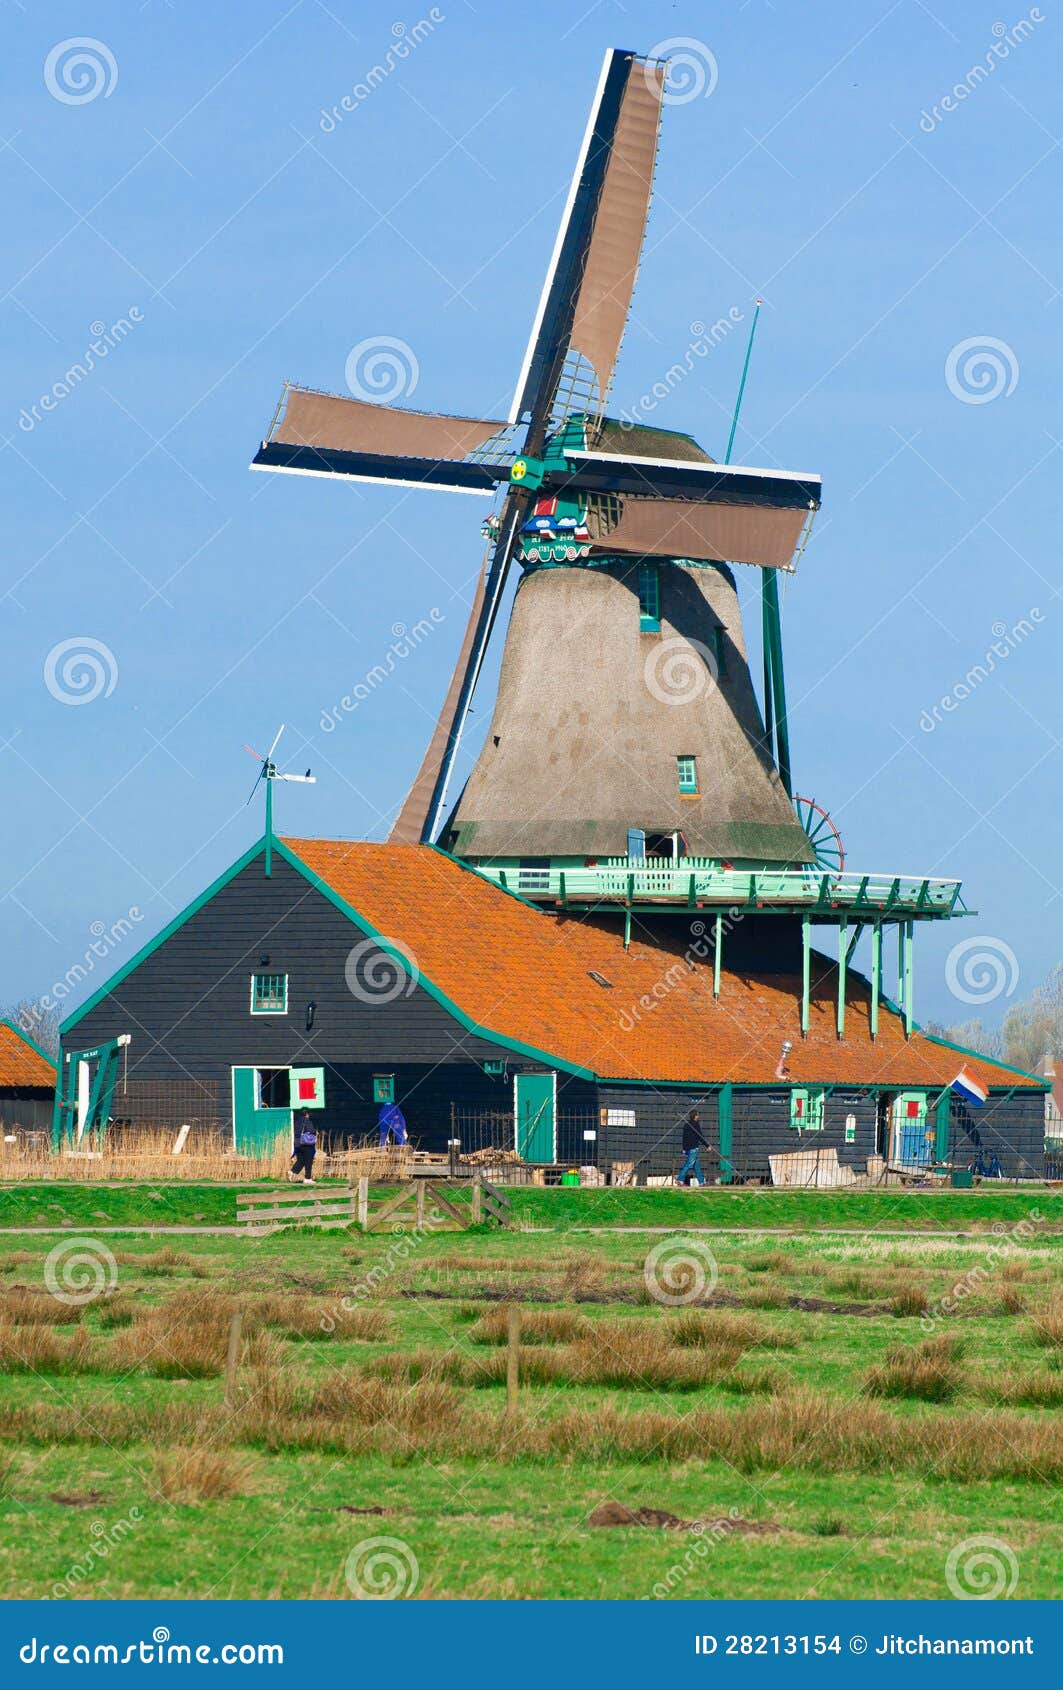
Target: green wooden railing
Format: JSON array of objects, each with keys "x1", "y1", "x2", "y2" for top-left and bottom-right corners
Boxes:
[{"x1": 480, "y1": 860, "x2": 967, "y2": 920}]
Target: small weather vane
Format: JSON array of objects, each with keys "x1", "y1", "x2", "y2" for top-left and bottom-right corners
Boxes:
[{"x1": 243, "y1": 724, "x2": 315, "y2": 872}]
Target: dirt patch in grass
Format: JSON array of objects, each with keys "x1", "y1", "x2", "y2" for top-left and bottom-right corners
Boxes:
[
  {"x1": 48, "y1": 1490, "x2": 106, "y2": 1507},
  {"x1": 587, "y1": 1500, "x2": 781, "y2": 1532}
]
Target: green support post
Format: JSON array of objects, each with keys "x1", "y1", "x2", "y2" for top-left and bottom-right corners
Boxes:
[
  {"x1": 762, "y1": 569, "x2": 792, "y2": 795},
  {"x1": 934, "y1": 1090, "x2": 951, "y2": 1162},
  {"x1": 903, "y1": 921, "x2": 914, "y2": 1037},
  {"x1": 837, "y1": 916, "x2": 847, "y2": 1039},
  {"x1": 265, "y1": 779, "x2": 273, "y2": 878},
  {"x1": 870, "y1": 921, "x2": 881, "y2": 1039},
  {"x1": 718, "y1": 1082, "x2": 733, "y2": 1185},
  {"x1": 897, "y1": 922, "x2": 905, "y2": 1015},
  {"x1": 800, "y1": 915, "x2": 811, "y2": 1036},
  {"x1": 713, "y1": 912, "x2": 722, "y2": 999}
]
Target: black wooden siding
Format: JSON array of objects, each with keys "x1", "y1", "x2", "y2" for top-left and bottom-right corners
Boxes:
[{"x1": 60, "y1": 853, "x2": 594, "y2": 1148}]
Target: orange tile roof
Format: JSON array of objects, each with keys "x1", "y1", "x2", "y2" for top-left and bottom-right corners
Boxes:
[
  {"x1": 282, "y1": 839, "x2": 1040, "y2": 1092},
  {"x1": 0, "y1": 1022, "x2": 56, "y2": 1088}
]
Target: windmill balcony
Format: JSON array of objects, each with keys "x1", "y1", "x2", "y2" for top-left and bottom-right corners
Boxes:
[{"x1": 474, "y1": 857, "x2": 969, "y2": 921}]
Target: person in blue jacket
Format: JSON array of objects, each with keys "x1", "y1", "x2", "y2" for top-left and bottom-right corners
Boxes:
[
  {"x1": 290, "y1": 1109, "x2": 317, "y2": 1183},
  {"x1": 377, "y1": 1098, "x2": 408, "y2": 1149}
]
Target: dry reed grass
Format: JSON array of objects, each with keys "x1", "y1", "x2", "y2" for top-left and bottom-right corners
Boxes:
[
  {"x1": 467, "y1": 1308, "x2": 589, "y2": 1345},
  {"x1": 116, "y1": 1247, "x2": 212, "y2": 1278},
  {"x1": 743, "y1": 1251, "x2": 793, "y2": 1275},
  {"x1": 1030, "y1": 1295, "x2": 1063, "y2": 1348},
  {"x1": 889, "y1": 1285, "x2": 932, "y2": 1317},
  {"x1": 0, "y1": 1289, "x2": 84, "y2": 1325},
  {"x1": 3, "y1": 1375, "x2": 1062, "y2": 1480},
  {"x1": 0, "y1": 1322, "x2": 96, "y2": 1374},
  {"x1": 3, "y1": 1129, "x2": 293, "y2": 1183},
  {"x1": 864, "y1": 1335, "x2": 966, "y2": 1403},
  {"x1": 153, "y1": 1447, "x2": 257, "y2": 1503}
]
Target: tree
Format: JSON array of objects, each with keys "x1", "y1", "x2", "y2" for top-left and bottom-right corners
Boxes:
[
  {"x1": 2, "y1": 999, "x2": 59, "y2": 1058},
  {"x1": 1001, "y1": 964, "x2": 1063, "y2": 1074}
]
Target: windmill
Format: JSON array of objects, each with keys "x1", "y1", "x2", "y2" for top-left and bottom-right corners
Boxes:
[
  {"x1": 244, "y1": 724, "x2": 315, "y2": 872},
  {"x1": 251, "y1": 47, "x2": 822, "y2": 865}
]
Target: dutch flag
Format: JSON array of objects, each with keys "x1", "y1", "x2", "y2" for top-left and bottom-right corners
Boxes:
[{"x1": 951, "y1": 1068, "x2": 987, "y2": 1108}]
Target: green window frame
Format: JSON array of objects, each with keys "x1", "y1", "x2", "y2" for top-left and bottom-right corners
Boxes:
[
  {"x1": 372, "y1": 1074, "x2": 395, "y2": 1103},
  {"x1": 790, "y1": 1086, "x2": 824, "y2": 1131},
  {"x1": 677, "y1": 754, "x2": 698, "y2": 794},
  {"x1": 250, "y1": 972, "x2": 287, "y2": 1015},
  {"x1": 637, "y1": 561, "x2": 660, "y2": 632}
]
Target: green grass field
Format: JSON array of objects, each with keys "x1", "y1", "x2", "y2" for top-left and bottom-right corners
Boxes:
[{"x1": 0, "y1": 1185, "x2": 1060, "y2": 1600}]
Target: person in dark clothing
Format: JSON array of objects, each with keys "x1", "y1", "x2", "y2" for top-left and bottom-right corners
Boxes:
[
  {"x1": 377, "y1": 1099, "x2": 408, "y2": 1149},
  {"x1": 290, "y1": 1109, "x2": 317, "y2": 1183},
  {"x1": 678, "y1": 1109, "x2": 708, "y2": 1186}
]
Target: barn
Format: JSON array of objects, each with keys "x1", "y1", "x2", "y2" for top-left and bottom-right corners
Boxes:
[
  {"x1": 53, "y1": 835, "x2": 1045, "y2": 1182},
  {"x1": 0, "y1": 1020, "x2": 57, "y2": 1141}
]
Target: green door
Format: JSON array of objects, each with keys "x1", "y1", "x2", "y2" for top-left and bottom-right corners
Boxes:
[
  {"x1": 231, "y1": 1067, "x2": 292, "y2": 1155},
  {"x1": 515, "y1": 1072, "x2": 556, "y2": 1163}
]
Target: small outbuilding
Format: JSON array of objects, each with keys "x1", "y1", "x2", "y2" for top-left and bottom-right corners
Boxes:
[{"x1": 0, "y1": 1020, "x2": 57, "y2": 1139}]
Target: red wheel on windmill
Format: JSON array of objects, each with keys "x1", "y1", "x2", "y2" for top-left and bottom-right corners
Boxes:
[{"x1": 792, "y1": 796, "x2": 845, "y2": 874}]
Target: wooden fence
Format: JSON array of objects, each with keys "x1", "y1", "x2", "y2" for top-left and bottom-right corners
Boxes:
[{"x1": 236, "y1": 1175, "x2": 512, "y2": 1233}]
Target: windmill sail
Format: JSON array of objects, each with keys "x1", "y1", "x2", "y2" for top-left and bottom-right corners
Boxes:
[
  {"x1": 252, "y1": 386, "x2": 510, "y2": 493},
  {"x1": 509, "y1": 51, "x2": 665, "y2": 433}
]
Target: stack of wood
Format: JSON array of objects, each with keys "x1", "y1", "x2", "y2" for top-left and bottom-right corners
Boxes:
[{"x1": 461, "y1": 1146, "x2": 525, "y2": 1167}]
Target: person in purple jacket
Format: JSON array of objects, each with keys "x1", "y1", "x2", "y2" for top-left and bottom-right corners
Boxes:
[{"x1": 377, "y1": 1099, "x2": 408, "y2": 1149}]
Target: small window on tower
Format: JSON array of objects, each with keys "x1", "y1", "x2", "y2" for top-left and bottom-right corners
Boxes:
[
  {"x1": 677, "y1": 755, "x2": 698, "y2": 795},
  {"x1": 637, "y1": 562, "x2": 660, "y2": 632},
  {"x1": 250, "y1": 973, "x2": 288, "y2": 1015},
  {"x1": 711, "y1": 623, "x2": 727, "y2": 677}
]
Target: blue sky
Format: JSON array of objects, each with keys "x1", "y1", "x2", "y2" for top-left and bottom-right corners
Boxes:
[{"x1": 1, "y1": 0, "x2": 1060, "y2": 1032}]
